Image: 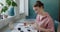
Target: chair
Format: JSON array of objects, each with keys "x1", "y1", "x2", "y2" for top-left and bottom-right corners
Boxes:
[{"x1": 54, "y1": 20, "x2": 59, "y2": 32}]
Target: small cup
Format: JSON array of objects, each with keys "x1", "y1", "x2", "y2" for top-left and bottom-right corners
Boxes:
[{"x1": 24, "y1": 22, "x2": 27, "y2": 26}]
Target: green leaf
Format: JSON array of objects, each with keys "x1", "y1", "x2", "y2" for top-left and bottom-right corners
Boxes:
[
  {"x1": 6, "y1": 0, "x2": 17, "y2": 7},
  {"x1": 12, "y1": 1, "x2": 17, "y2": 7},
  {"x1": 1, "y1": 6, "x2": 8, "y2": 13},
  {"x1": 6, "y1": 0, "x2": 11, "y2": 6},
  {"x1": 0, "y1": 3, "x2": 3, "y2": 6}
]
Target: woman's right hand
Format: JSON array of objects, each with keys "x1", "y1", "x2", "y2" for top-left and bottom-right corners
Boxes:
[{"x1": 45, "y1": 29, "x2": 51, "y2": 32}]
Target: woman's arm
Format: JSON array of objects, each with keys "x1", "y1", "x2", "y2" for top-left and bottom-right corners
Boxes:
[
  {"x1": 38, "y1": 26, "x2": 51, "y2": 32},
  {"x1": 33, "y1": 22, "x2": 51, "y2": 32},
  {"x1": 37, "y1": 23, "x2": 52, "y2": 32}
]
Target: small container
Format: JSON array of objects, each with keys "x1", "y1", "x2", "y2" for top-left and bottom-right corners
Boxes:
[
  {"x1": 9, "y1": 22, "x2": 14, "y2": 30},
  {"x1": 18, "y1": 28, "x2": 21, "y2": 30},
  {"x1": 24, "y1": 22, "x2": 27, "y2": 26}
]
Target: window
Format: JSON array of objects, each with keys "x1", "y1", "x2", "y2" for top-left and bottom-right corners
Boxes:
[
  {"x1": 0, "y1": 0, "x2": 16, "y2": 19},
  {"x1": 0, "y1": 0, "x2": 29, "y2": 19}
]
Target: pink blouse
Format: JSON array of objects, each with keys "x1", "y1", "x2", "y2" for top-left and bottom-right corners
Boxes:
[{"x1": 36, "y1": 12, "x2": 55, "y2": 32}]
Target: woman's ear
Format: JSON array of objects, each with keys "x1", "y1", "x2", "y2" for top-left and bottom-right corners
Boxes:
[{"x1": 40, "y1": 6, "x2": 43, "y2": 9}]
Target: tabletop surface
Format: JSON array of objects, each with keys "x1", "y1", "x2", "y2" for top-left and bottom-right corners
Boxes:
[{"x1": 1, "y1": 19, "x2": 36, "y2": 32}]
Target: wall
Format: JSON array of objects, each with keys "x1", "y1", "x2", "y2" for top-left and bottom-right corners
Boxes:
[
  {"x1": 26, "y1": 0, "x2": 59, "y2": 21},
  {"x1": 59, "y1": 0, "x2": 60, "y2": 22}
]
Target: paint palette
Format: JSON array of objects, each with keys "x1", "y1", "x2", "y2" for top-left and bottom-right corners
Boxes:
[{"x1": 11, "y1": 23, "x2": 37, "y2": 32}]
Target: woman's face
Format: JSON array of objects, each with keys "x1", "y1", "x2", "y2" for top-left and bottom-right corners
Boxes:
[{"x1": 33, "y1": 7, "x2": 42, "y2": 14}]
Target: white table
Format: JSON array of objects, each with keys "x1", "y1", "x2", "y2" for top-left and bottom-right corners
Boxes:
[{"x1": 1, "y1": 19, "x2": 36, "y2": 32}]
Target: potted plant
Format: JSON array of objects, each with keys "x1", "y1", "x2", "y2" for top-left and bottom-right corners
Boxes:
[
  {"x1": 0, "y1": 0, "x2": 17, "y2": 16},
  {"x1": 0, "y1": 0, "x2": 17, "y2": 19},
  {"x1": 0, "y1": 3, "x2": 8, "y2": 19},
  {"x1": 6, "y1": 0, "x2": 17, "y2": 16}
]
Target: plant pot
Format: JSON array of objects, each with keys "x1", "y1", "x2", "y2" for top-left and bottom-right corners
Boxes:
[{"x1": 8, "y1": 6, "x2": 14, "y2": 16}]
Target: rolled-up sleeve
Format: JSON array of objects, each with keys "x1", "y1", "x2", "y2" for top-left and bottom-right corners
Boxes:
[{"x1": 47, "y1": 17, "x2": 55, "y2": 32}]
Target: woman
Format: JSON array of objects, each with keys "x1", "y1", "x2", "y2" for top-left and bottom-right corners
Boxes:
[{"x1": 33, "y1": 1, "x2": 55, "y2": 32}]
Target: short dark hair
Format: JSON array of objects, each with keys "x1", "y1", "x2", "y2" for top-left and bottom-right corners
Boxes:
[{"x1": 34, "y1": 1, "x2": 44, "y2": 8}]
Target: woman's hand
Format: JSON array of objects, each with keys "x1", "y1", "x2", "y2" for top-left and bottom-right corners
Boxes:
[
  {"x1": 44, "y1": 29, "x2": 52, "y2": 32},
  {"x1": 36, "y1": 23, "x2": 52, "y2": 32}
]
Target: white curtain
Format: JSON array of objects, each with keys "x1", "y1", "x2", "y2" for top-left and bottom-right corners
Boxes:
[
  {"x1": 15, "y1": 0, "x2": 28, "y2": 16},
  {"x1": 24, "y1": 0, "x2": 28, "y2": 16}
]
